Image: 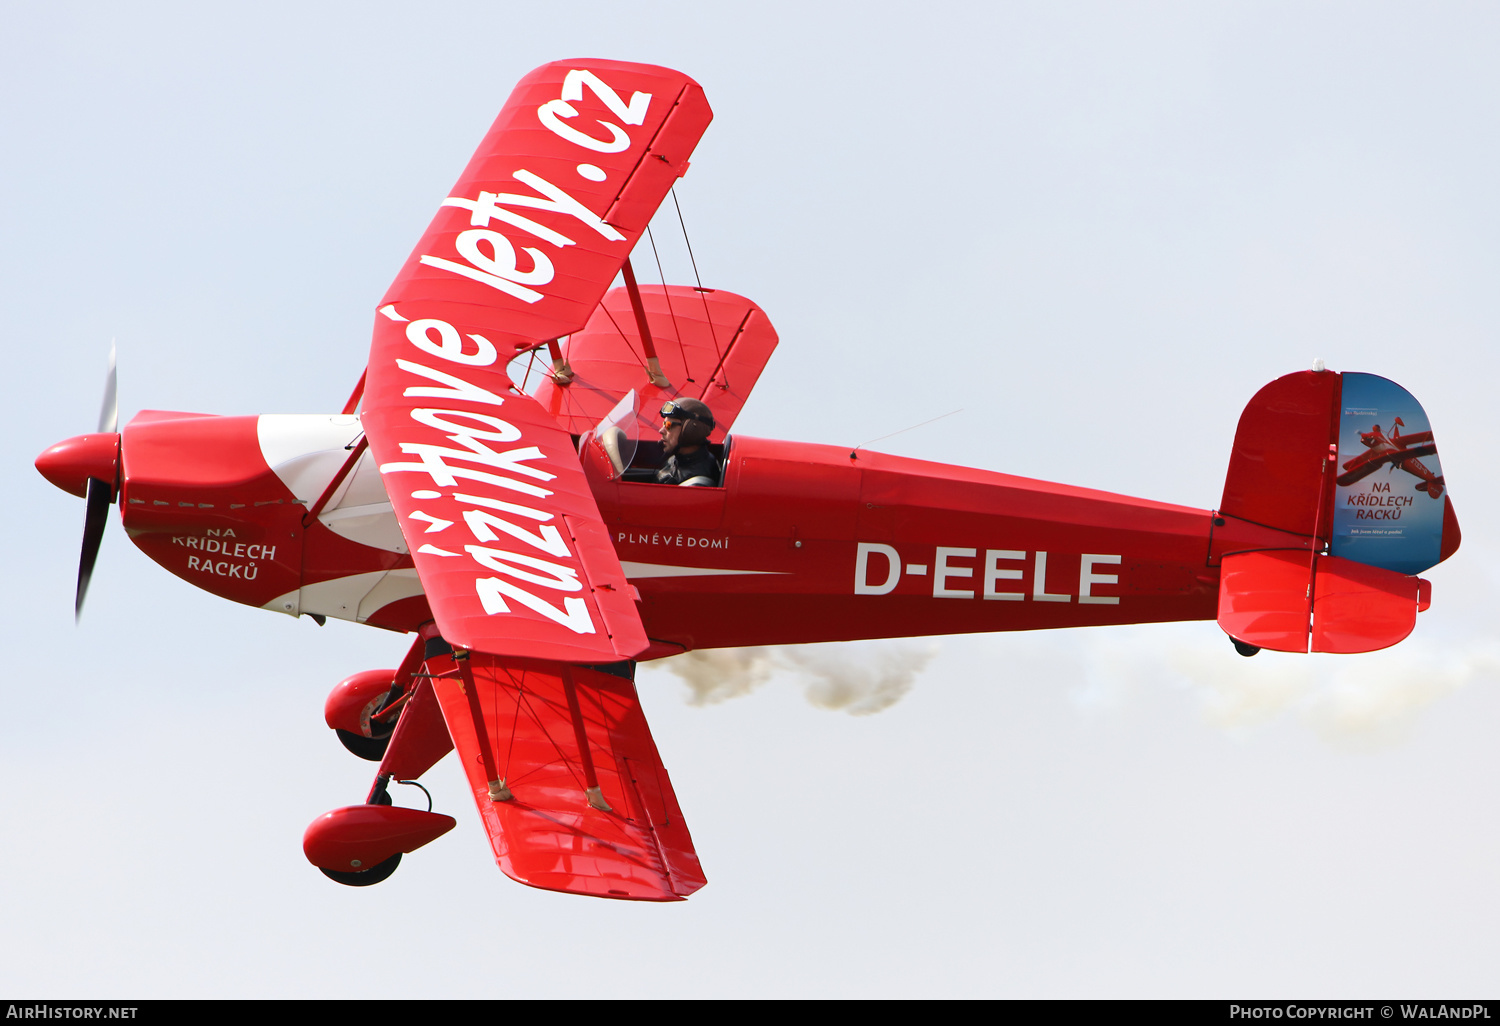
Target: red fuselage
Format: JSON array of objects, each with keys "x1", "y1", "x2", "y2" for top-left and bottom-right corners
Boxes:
[{"x1": 100, "y1": 411, "x2": 1308, "y2": 654}]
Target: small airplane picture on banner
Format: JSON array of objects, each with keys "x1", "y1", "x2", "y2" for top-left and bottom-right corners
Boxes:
[
  {"x1": 34, "y1": 60, "x2": 1461, "y2": 900},
  {"x1": 1337, "y1": 419, "x2": 1443, "y2": 496}
]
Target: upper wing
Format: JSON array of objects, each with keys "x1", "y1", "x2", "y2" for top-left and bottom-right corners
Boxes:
[
  {"x1": 1394, "y1": 443, "x2": 1439, "y2": 462},
  {"x1": 378, "y1": 60, "x2": 710, "y2": 350},
  {"x1": 363, "y1": 61, "x2": 712, "y2": 663},
  {"x1": 529, "y1": 285, "x2": 780, "y2": 440},
  {"x1": 425, "y1": 644, "x2": 706, "y2": 901}
]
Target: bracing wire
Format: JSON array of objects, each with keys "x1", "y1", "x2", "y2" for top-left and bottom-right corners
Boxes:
[
  {"x1": 672, "y1": 187, "x2": 726, "y2": 389},
  {"x1": 646, "y1": 224, "x2": 691, "y2": 383},
  {"x1": 503, "y1": 667, "x2": 523, "y2": 787},
  {"x1": 850, "y1": 409, "x2": 964, "y2": 458},
  {"x1": 601, "y1": 301, "x2": 650, "y2": 373}
]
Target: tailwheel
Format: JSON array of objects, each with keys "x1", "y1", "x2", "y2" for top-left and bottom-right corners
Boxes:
[
  {"x1": 335, "y1": 727, "x2": 391, "y2": 762},
  {"x1": 318, "y1": 852, "x2": 401, "y2": 887}
]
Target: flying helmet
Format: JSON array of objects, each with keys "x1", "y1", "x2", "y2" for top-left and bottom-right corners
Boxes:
[{"x1": 661, "y1": 398, "x2": 715, "y2": 447}]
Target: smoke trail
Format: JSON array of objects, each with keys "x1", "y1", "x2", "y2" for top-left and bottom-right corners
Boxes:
[
  {"x1": 1165, "y1": 644, "x2": 1319, "y2": 729},
  {"x1": 658, "y1": 642, "x2": 939, "y2": 715},
  {"x1": 1071, "y1": 630, "x2": 1500, "y2": 745},
  {"x1": 662, "y1": 647, "x2": 776, "y2": 707},
  {"x1": 778, "y1": 644, "x2": 937, "y2": 715},
  {"x1": 1299, "y1": 648, "x2": 1500, "y2": 744},
  {"x1": 1164, "y1": 642, "x2": 1500, "y2": 743}
]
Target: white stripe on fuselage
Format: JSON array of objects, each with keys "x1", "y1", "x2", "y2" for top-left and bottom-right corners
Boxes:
[{"x1": 619, "y1": 561, "x2": 787, "y2": 579}]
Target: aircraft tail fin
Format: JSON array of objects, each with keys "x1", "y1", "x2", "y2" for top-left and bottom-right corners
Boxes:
[{"x1": 1215, "y1": 369, "x2": 1457, "y2": 654}]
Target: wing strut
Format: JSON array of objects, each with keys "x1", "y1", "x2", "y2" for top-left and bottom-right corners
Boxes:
[
  {"x1": 561, "y1": 666, "x2": 611, "y2": 810},
  {"x1": 450, "y1": 646, "x2": 512, "y2": 802},
  {"x1": 341, "y1": 369, "x2": 366, "y2": 416},
  {"x1": 545, "y1": 339, "x2": 573, "y2": 386},
  {"x1": 303, "y1": 433, "x2": 368, "y2": 527},
  {"x1": 621, "y1": 259, "x2": 670, "y2": 389}
]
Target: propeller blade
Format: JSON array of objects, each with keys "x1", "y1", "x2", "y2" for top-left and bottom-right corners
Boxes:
[
  {"x1": 97, "y1": 341, "x2": 117, "y2": 434},
  {"x1": 76, "y1": 477, "x2": 111, "y2": 620}
]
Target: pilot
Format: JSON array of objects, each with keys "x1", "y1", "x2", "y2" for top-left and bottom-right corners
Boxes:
[{"x1": 656, "y1": 398, "x2": 719, "y2": 485}]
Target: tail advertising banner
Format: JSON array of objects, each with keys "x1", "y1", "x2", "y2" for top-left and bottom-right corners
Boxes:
[{"x1": 1330, "y1": 372, "x2": 1446, "y2": 575}]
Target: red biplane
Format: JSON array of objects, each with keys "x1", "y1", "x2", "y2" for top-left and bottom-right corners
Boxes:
[
  {"x1": 35, "y1": 60, "x2": 1461, "y2": 900},
  {"x1": 1336, "y1": 418, "x2": 1445, "y2": 499}
]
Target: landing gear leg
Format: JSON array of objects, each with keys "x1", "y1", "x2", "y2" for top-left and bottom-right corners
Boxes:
[{"x1": 306, "y1": 626, "x2": 457, "y2": 888}]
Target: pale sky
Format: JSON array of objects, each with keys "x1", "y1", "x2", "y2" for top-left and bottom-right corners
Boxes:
[{"x1": 4, "y1": 1, "x2": 1498, "y2": 997}]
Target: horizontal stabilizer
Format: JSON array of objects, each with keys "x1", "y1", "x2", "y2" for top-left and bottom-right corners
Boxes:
[
  {"x1": 427, "y1": 646, "x2": 705, "y2": 901},
  {"x1": 1217, "y1": 550, "x2": 1426, "y2": 654},
  {"x1": 1217, "y1": 550, "x2": 1311, "y2": 653},
  {"x1": 1310, "y1": 554, "x2": 1427, "y2": 655}
]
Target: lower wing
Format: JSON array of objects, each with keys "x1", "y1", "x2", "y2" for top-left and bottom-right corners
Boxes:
[
  {"x1": 1335, "y1": 452, "x2": 1388, "y2": 486},
  {"x1": 424, "y1": 640, "x2": 705, "y2": 900}
]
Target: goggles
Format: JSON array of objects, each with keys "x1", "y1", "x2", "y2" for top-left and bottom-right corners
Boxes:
[{"x1": 660, "y1": 400, "x2": 712, "y2": 425}]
